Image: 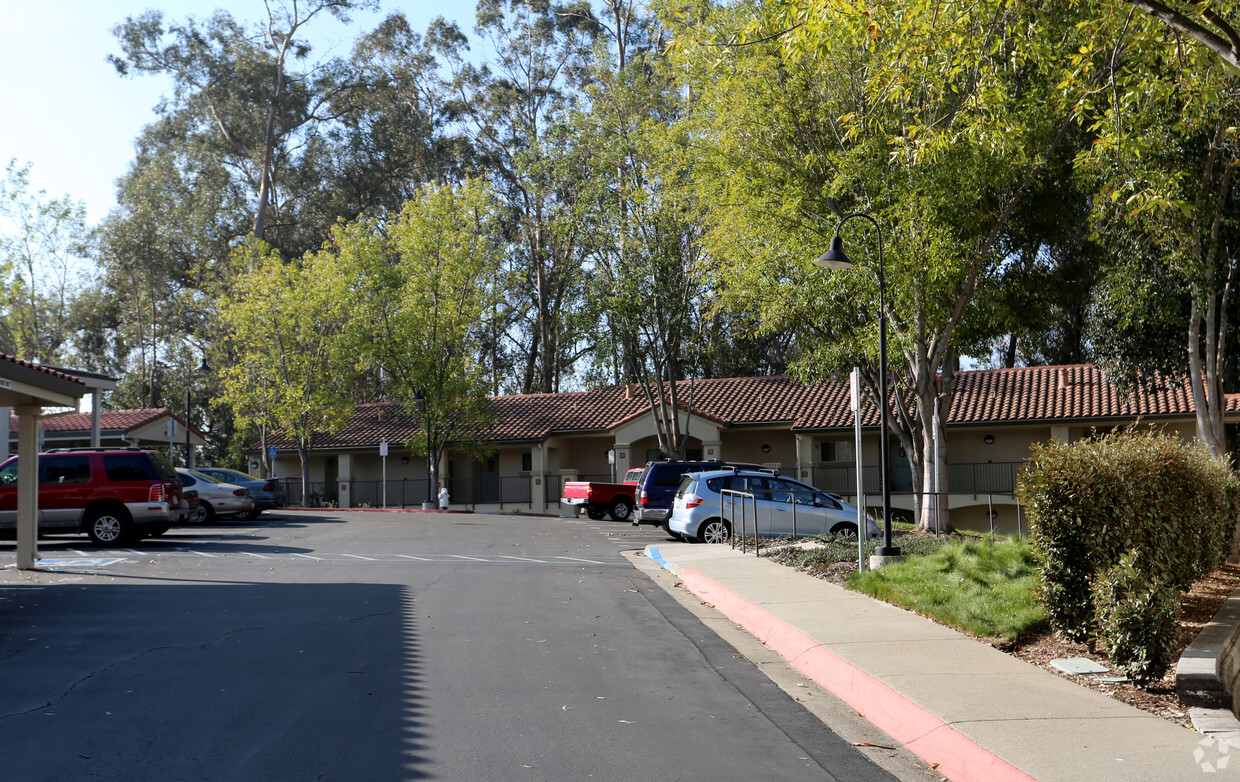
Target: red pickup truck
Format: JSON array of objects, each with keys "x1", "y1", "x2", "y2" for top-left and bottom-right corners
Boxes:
[{"x1": 562, "y1": 468, "x2": 643, "y2": 521}]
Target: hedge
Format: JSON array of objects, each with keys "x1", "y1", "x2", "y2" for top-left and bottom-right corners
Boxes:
[{"x1": 1016, "y1": 427, "x2": 1240, "y2": 666}]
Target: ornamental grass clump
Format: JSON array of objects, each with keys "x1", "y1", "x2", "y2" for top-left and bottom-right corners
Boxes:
[
  {"x1": 1016, "y1": 426, "x2": 1240, "y2": 684},
  {"x1": 848, "y1": 536, "x2": 1045, "y2": 641}
]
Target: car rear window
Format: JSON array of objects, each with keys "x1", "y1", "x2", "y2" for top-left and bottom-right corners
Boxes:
[
  {"x1": 652, "y1": 464, "x2": 695, "y2": 487},
  {"x1": 104, "y1": 454, "x2": 158, "y2": 482},
  {"x1": 675, "y1": 475, "x2": 696, "y2": 498}
]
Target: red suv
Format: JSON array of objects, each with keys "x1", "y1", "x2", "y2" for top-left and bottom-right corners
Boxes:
[{"x1": 0, "y1": 448, "x2": 190, "y2": 545}]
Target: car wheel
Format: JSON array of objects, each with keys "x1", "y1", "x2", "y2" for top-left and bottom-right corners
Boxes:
[
  {"x1": 696, "y1": 518, "x2": 731, "y2": 545},
  {"x1": 86, "y1": 507, "x2": 134, "y2": 546},
  {"x1": 608, "y1": 497, "x2": 632, "y2": 522},
  {"x1": 235, "y1": 507, "x2": 262, "y2": 521},
  {"x1": 831, "y1": 523, "x2": 859, "y2": 539},
  {"x1": 586, "y1": 506, "x2": 606, "y2": 520},
  {"x1": 201, "y1": 503, "x2": 217, "y2": 524}
]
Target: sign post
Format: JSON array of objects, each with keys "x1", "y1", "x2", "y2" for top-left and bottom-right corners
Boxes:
[{"x1": 379, "y1": 441, "x2": 389, "y2": 509}]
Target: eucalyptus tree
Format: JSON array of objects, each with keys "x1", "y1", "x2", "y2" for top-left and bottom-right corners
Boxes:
[
  {"x1": 666, "y1": 0, "x2": 1095, "y2": 530},
  {"x1": 572, "y1": 8, "x2": 713, "y2": 458},
  {"x1": 448, "y1": 0, "x2": 602, "y2": 394},
  {"x1": 323, "y1": 13, "x2": 476, "y2": 218},
  {"x1": 108, "y1": 0, "x2": 377, "y2": 254},
  {"x1": 0, "y1": 160, "x2": 92, "y2": 364}
]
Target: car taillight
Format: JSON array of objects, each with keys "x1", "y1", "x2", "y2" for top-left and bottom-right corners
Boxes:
[
  {"x1": 148, "y1": 484, "x2": 166, "y2": 503},
  {"x1": 263, "y1": 481, "x2": 276, "y2": 491},
  {"x1": 234, "y1": 489, "x2": 247, "y2": 497},
  {"x1": 640, "y1": 489, "x2": 648, "y2": 506},
  {"x1": 685, "y1": 494, "x2": 703, "y2": 509}
]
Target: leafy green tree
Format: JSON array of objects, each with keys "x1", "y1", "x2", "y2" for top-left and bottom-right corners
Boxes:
[
  {"x1": 666, "y1": 0, "x2": 1093, "y2": 530},
  {"x1": 335, "y1": 179, "x2": 504, "y2": 496},
  {"x1": 1071, "y1": 2, "x2": 1240, "y2": 456},
  {"x1": 214, "y1": 241, "x2": 356, "y2": 506},
  {"x1": 0, "y1": 160, "x2": 92, "y2": 364}
]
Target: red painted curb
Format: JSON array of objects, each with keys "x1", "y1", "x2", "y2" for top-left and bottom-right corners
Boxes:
[
  {"x1": 283, "y1": 506, "x2": 474, "y2": 514},
  {"x1": 680, "y1": 568, "x2": 1037, "y2": 782}
]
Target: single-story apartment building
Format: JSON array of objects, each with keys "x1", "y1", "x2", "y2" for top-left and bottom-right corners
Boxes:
[{"x1": 249, "y1": 364, "x2": 1240, "y2": 534}]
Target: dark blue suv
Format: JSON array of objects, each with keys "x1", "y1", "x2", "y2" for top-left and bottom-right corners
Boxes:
[{"x1": 632, "y1": 460, "x2": 769, "y2": 527}]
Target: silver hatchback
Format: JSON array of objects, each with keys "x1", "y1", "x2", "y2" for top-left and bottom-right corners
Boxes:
[{"x1": 668, "y1": 469, "x2": 880, "y2": 544}]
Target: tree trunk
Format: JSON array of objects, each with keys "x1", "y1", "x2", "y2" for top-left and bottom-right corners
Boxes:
[{"x1": 298, "y1": 442, "x2": 311, "y2": 507}]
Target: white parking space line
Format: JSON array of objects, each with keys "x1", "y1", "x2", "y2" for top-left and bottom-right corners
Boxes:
[
  {"x1": 293, "y1": 553, "x2": 322, "y2": 561},
  {"x1": 395, "y1": 555, "x2": 432, "y2": 561},
  {"x1": 448, "y1": 555, "x2": 487, "y2": 561},
  {"x1": 339, "y1": 553, "x2": 375, "y2": 560}
]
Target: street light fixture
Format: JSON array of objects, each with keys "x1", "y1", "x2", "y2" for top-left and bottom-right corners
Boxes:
[
  {"x1": 815, "y1": 213, "x2": 900, "y2": 558},
  {"x1": 186, "y1": 355, "x2": 211, "y2": 468}
]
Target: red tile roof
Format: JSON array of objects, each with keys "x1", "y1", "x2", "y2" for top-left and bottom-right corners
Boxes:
[
  {"x1": 252, "y1": 365, "x2": 1240, "y2": 452},
  {"x1": 0, "y1": 353, "x2": 86, "y2": 386},
  {"x1": 8, "y1": 408, "x2": 191, "y2": 435}
]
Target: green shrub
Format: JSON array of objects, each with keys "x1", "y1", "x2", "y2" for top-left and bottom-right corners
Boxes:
[
  {"x1": 1016, "y1": 426, "x2": 1240, "y2": 647},
  {"x1": 1092, "y1": 552, "x2": 1180, "y2": 685}
]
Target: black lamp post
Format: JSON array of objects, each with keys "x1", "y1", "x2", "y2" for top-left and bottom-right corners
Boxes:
[
  {"x1": 815, "y1": 213, "x2": 900, "y2": 558},
  {"x1": 186, "y1": 355, "x2": 211, "y2": 468}
]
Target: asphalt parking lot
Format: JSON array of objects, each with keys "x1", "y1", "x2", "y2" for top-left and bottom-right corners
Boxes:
[{"x1": 0, "y1": 510, "x2": 929, "y2": 781}]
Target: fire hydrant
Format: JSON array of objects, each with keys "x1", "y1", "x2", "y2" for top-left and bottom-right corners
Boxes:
[{"x1": 438, "y1": 485, "x2": 450, "y2": 510}]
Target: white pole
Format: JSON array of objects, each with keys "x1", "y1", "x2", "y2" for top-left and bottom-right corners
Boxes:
[
  {"x1": 380, "y1": 441, "x2": 388, "y2": 509},
  {"x1": 851, "y1": 368, "x2": 865, "y2": 573}
]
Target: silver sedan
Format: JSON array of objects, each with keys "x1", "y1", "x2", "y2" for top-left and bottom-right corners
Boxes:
[{"x1": 176, "y1": 468, "x2": 254, "y2": 523}]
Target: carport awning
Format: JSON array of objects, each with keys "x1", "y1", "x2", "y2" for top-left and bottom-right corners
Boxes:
[
  {"x1": 0, "y1": 356, "x2": 83, "y2": 409},
  {"x1": 1, "y1": 354, "x2": 88, "y2": 571}
]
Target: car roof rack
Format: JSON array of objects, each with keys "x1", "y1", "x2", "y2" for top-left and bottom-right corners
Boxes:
[{"x1": 44, "y1": 447, "x2": 143, "y2": 452}]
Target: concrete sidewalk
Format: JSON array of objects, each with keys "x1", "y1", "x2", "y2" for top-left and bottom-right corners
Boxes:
[{"x1": 646, "y1": 542, "x2": 1229, "y2": 782}]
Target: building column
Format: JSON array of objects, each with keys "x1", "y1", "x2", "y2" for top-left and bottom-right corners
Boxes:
[
  {"x1": 90, "y1": 391, "x2": 102, "y2": 447},
  {"x1": 0, "y1": 407, "x2": 8, "y2": 462},
  {"x1": 337, "y1": 453, "x2": 353, "y2": 509},
  {"x1": 795, "y1": 433, "x2": 815, "y2": 483},
  {"x1": 613, "y1": 442, "x2": 632, "y2": 478},
  {"x1": 530, "y1": 444, "x2": 547, "y2": 514},
  {"x1": 15, "y1": 406, "x2": 40, "y2": 570},
  {"x1": 1051, "y1": 425, "x2": 1070, "y2": 444}
]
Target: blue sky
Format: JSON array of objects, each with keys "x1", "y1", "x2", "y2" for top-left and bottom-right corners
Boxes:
[{"x1": 0, "y1": 1, "x2": 471, "y2": 224}]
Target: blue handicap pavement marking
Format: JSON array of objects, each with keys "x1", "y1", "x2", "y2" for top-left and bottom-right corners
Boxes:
[
  {"x1": 37, "y1": 558, "x2": 126, "y2": 569},
  {"x1": 647, "y1": 546, "x2": 670, "y2": 570}
]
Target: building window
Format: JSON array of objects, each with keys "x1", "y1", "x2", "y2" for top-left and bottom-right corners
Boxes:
[
  {"x1": 686, "y1": 448, "x2": 703, "y2": 461},
  {"x1": 820, "y1": 441, "x2": 837, "y2": 463},
  {"x1": 521, "y1": 452, "x2": 532, "y2": 472}
]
